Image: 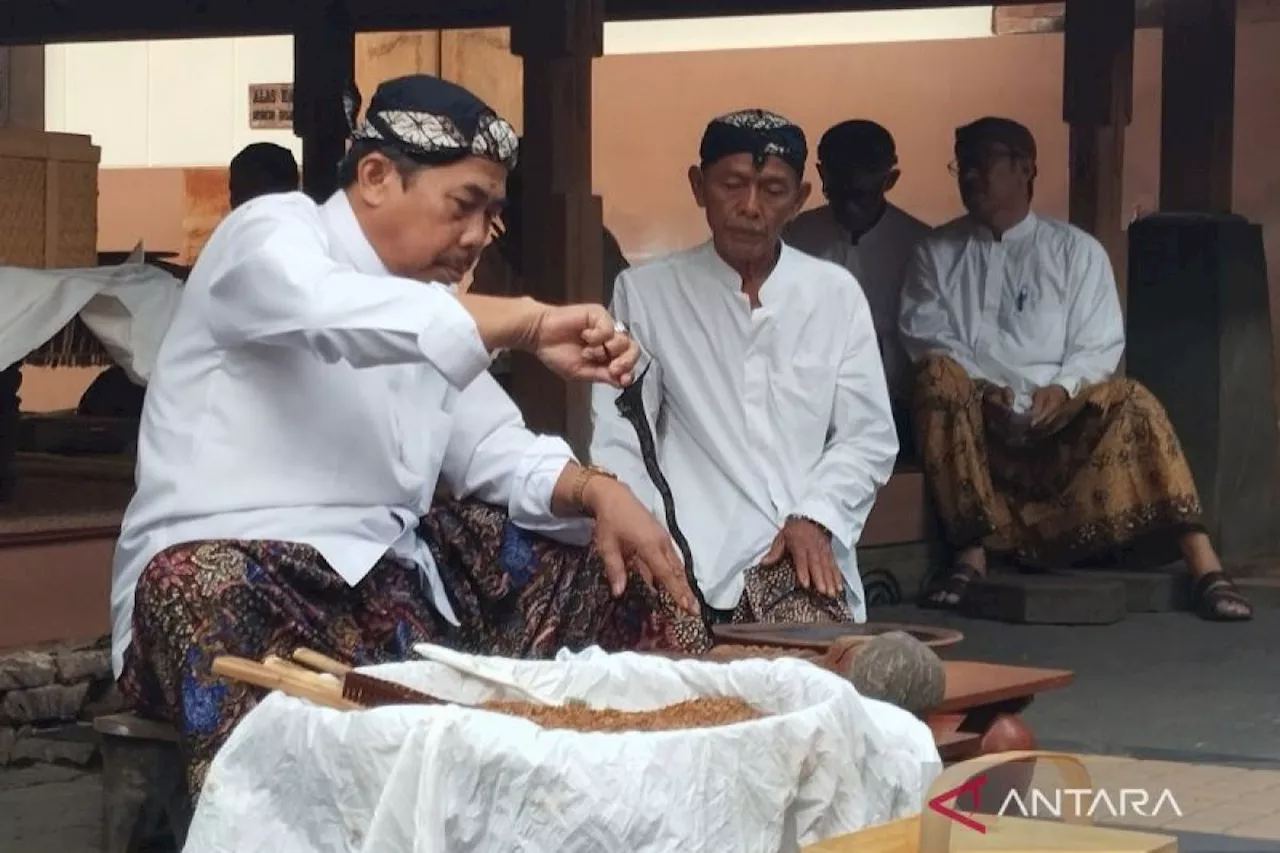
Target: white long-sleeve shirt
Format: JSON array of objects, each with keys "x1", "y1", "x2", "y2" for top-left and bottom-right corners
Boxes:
[
  {"x1": 785, "y1": 202, "x2": 931, "y2": 399},
  {"x1": 111, "y1": 190, "x2": 587, "y2": 676},
  {"x1": 899, "y1": 212, "x2": 1124, "y2": 412},
  {"x1": 588, "y1": 241, "x2": 899, "y2": 620}
]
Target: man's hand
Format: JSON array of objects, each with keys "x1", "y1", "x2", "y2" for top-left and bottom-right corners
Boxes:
[
  {"x1": 762, "y1": 517, "x2": 841, "y2": 598},
  {"x1": 528, "y1": 303, "x2": 640, "y2": 387},
  {"x1": 982, "y1": 383, "x2": 1014, "y2": 409},
  {"x1": 1029, "y1": 384, "x2": 1069, "y2": 429},
  {"x1": 583, "y1": 477, "x2": 698, "y2": 615}
]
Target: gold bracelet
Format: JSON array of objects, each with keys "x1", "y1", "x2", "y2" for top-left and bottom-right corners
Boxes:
[{"x1": 571, "y1": 464, "x2": 617, "y2": 516}]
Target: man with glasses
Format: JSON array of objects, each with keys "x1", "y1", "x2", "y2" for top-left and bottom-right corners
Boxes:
[
  {"x1": 785, "y1": 120, "x2": 929, "y2": 443},
  {"x1": 899, "y1": 116, "x2": 1251, "y2": 622}
]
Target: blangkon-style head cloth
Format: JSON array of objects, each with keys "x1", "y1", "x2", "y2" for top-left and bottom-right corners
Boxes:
[
  {"x1": 699, "y1": 109, "x2": 808, "y2": 177},
  {"x1": 344, "y1": 74, "x2": 519, "y2": 171}
]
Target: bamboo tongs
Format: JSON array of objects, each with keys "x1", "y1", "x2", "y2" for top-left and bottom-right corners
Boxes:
[{"x1": 210, "y1": 649, "x2": 445, "y2": 710}]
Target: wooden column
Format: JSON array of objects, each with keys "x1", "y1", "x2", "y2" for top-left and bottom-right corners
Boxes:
[
  {"x1": 1063, "y1": 0, "x2": 1134, "y2": 303},
  {"x1": 293, "y1": 0, "x2": 355, "y2": 202},
  {"x1": 1159, "y1": 0, "x2": 1237, "y2": 212},
  {"x1": 509, "y1": 0, "x2": 604, "y2": 456}
]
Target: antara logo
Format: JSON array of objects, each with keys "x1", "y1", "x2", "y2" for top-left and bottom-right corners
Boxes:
[{"x1": 927, "y1": 774, "x2": 1184, "y2": 834}]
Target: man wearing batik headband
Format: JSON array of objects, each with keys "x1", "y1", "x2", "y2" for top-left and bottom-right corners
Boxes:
[
  {"x1": 902, "y1": 116, "x2": 1251, "y2": 622},
  {"x1": 589, "y1": 108, "x2": 898, "y2": 648},
  {"x1": 112, "y1": 74, "x2": 699, "y2": 795}
]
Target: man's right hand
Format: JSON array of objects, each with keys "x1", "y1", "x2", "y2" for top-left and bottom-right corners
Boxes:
[{"x1": 528, "y1": 303, "x2": 640, "y2": 388}]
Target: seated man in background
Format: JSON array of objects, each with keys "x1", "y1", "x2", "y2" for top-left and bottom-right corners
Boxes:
[
  {"x1": 900, "y1": 116, "x2": 1251, "y2": 622},
  {"x1": 590, "y1": 109, "x2": 899, "y2": 651},
  {"x1": 228, "y1": 142, "x2": 300, "y2": 210},
  {"x1": 785, "y1": 120, "x2": 929, "y2": 448}
]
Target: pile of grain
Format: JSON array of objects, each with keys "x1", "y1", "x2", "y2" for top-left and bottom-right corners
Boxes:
[{"x1": 480, "y1": 697, "x2": 761, "y2": 732}]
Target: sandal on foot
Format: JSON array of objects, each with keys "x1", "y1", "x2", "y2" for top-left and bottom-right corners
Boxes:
[
  {"x1": 919, "y1": 564, "x2": 983, "y2": 611},
  {"x1": 1192, "y1": 570, "x2": 1254, "y2": 622}
]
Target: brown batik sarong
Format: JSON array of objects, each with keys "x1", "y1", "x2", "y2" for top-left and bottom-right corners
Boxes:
[
  {"x1": 663, "y1": 559, "x2": 853, "y2": 654},
  {"x1": 119, "y1": 499, "x2": 703, "y2": 796},
  {"x1": 911, "y1": 355, "x2": 1203, "y2": 565}
]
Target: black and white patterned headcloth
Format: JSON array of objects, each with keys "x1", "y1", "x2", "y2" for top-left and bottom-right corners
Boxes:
[
  {"x1": 699, "y1": 108, "x2": 808, "y2": 178},
  {"x1": 344, "y1": 74, "x2": 519, "y2": 171}
]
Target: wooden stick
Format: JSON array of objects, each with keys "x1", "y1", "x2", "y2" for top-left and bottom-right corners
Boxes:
[{"x1": 292, "y1": 647, "x2": 353, "y2": 677}]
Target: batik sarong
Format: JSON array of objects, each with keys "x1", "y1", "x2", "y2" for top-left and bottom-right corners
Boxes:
[
  {"x1": 119, "y1": 499, "x2": 700, "y2": 795},
  {"x1": 911, "y1": 354, "x2": 1203, "y2": 565},
  {"x1": 663, "y1": 559, "x2": 853, "y2": 654}
]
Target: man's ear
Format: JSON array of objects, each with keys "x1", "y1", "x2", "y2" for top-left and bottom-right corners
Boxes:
[
  {"x1": 687, "y1": 164, "x2": 707, "y2": 209},
  {"x1": 884, "y1": 168, "x2": 902, "y2": 193},
  {"x1": 794, "y1": 180, "x2": 813, "y2": 217}
]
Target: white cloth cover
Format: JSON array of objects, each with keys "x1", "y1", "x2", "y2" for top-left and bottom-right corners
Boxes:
[
  {"x1": 0, "y1": 253, "x2": 182, "y2": 381},
  {"x1": 186, "y1": 646, "x2": 941, "y2": 853}
]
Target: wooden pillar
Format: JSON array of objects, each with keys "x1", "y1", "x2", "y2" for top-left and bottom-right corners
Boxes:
[
  {"x1": 293, "y1": 0, "x2": 355, "y2": 202},
  {"x1": 354, "y1": 32, "x2": 441, "y2": 104},
  {"x1": 1159, "y1": 0, "x2": 1236, "y2": 212},
  {"x1": 509, "y1": 0, "x2": 604, "y2": 456},
  {"x1": 1063, "y1": 0, "x2": 1134, "y2": 303}
]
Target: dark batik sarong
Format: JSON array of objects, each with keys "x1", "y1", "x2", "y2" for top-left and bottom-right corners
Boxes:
[
  {"x1": 119, "y1": 499, "x2": 700, "y2": 796},
  {"x1": 664, "y1": 560, "x2": 853, "y2": 653},
  {"x1": 911, "y1": 354, "x2": 1204, "y2": 565}
]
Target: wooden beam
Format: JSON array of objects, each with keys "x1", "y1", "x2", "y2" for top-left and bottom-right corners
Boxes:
[
  {"x1": 0, "y1": 0, "x2": 1055, "y2": 47},
  {"x1": 996, "y1": 0, "x2": 1275, "y2": 35},
  {"x1": 1159, "y1": 0, "x2": 1236, "y2": 213},
  {"x1": 293, "y1": 0, "x2": 355, "y2": 202},
  {"x1": 509, "y1": 0, "x2": 604, "y2": 457},
  {"x1": 1062, "y1": 0, "x2": 1133, "y2": 306}
]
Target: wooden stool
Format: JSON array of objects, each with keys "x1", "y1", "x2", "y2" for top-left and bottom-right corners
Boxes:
[{"x1": 94, "y1": 713, "x2": 192, "y2": 853}]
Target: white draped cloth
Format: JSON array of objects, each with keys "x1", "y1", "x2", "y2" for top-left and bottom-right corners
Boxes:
[{"x1": 0, "y1": 253, "x2": 183, "y2": 381}]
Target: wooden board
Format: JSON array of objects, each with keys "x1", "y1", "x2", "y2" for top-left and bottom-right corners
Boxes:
[
  {"x1": 936, "y1": 661, "x2": 1073, "y2": 715},
  {"x1": 805, "y1": 814, "x2": 1177, "y2": 852},
  {"x1": 712, "y1": 622, "x2": 965, "y2": 652}
]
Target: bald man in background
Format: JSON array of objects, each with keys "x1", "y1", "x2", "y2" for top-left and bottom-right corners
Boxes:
[{"x1": 786, "y1": 120, "x2": 929, "y2": 447}]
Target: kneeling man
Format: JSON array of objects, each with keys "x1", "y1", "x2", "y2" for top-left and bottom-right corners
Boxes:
[
  {"x1": 113, "y1": 75, "x2": 699, "y2": 795},
  {"x1": 900, "y1": 116, "x2": 1251, "y2": 621},
  {"x1": 590, "y1": 109, "x2": 899, "y2": 651}
]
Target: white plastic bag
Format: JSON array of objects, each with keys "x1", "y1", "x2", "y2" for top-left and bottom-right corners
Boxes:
[{"x1": 186, "y1": 646, "x2": 940, "y2": 853}]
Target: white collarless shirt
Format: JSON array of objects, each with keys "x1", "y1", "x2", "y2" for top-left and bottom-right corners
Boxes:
[
  {"x1": 111, "y1": 191, "x2": 586, "y2": 676},
  {"x1": 588, "y1": 241, "x2": 899, "y2": 620},
  {"x1": 899, "y1": 212, "x2": 1125, "y2": 413},
  {"x1": 785, "y1": 203, "x2": 931, "y2": 399}
]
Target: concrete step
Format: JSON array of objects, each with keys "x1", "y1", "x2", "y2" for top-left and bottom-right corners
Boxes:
[
  {"x1": 961, "y1": 573, "x2": 1128, "y2": 625},
  {"x1": 1064, "y1": 567, "x2": 1191, "y2": 613}
]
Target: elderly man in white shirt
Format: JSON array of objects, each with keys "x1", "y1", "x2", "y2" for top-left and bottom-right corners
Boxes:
[
  {"x1": 900, "y1": 116, "x2": 1251, "y2": 622},
  {"x1": 590, "y1": 109, "x2": 899, "y2": 651},
  {"x1": 113, "y1": 74, "x2": 699, "y2": 795},
  {"x1": 785, "y1": 119, "x2": 930, "y2": 443}
]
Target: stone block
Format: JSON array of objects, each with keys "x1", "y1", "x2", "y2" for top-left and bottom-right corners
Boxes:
[
  {"x1": 80, "y1": 680, "x2": 129, "y2": 720},
  {"x1": 0, "y1": 650, "x2": 57, "y2": 690},
  {"x1": 11, "y1": 731, "x2": 97, "y2": 767},
  {"x1": 0, "y1": 726, "x2": 13, "y2": 764},
  {"x1": 962, "y1": 573, "x2": 1128, "y2": 624},
  {"x1": 55, "y1": 649, "x2": 111, "y2": 684},
  {"x1": 1065, "y1": 568, "x2": 1192, "y2": 612},
  {"x1": 0, "y1": 682, "x2": 90, "y2": 724}
]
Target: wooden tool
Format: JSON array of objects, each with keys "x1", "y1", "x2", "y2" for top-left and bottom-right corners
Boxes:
[
  {"x1": 288, "y1": 647, "x2": 446, "y2": 707},
  {"x1": 210, "y1": 656, "x2": 361, "y2": 710}
]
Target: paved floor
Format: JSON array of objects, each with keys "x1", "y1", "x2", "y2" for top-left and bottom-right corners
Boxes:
[{"x1": 3, "y1": 609, "x2": 1278, "y2": 851}]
